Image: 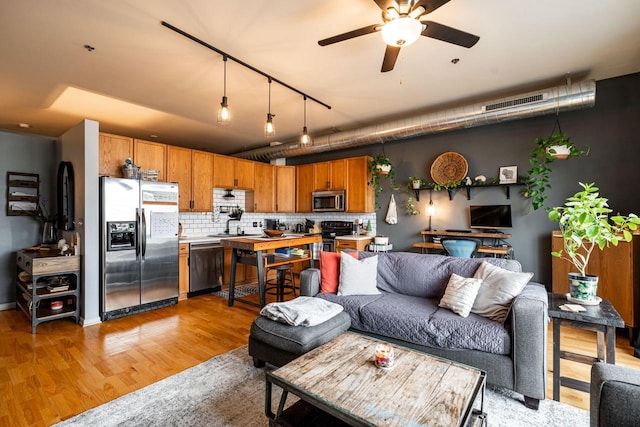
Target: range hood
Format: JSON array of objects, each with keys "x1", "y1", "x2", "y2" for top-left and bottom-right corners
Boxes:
[{"x1": 232, "y1": 80, "x2": 596, "y2": 162}]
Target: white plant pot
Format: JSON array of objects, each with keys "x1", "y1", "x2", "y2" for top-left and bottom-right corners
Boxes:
[
  {"x1": 376, "y1": 164, "x2": 391, "y2": 175},
  {"x1": 411, "y1": 181, "x2": 421, "y2": 189},
  {"x1": 568, "y1": 273, "x2": 599, "y2": 302},
  {"x1": 547, "y1": 145, "x2": 571, "y2": 160},
  {"x1": 374, "y1": 236, "x2": 389, "y2": 245}
]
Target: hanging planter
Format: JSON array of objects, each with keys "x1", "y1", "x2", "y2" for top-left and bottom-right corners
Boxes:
[
  {"x1": 522, "y1": 115, "x2": 588, "y2": 210},
  {"x1": 368, "y1": 153, "x2": 398, "y2": 210}
]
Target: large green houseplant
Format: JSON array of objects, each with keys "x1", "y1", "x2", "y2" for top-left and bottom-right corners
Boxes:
[
  {"x1": 368, "y1": 154, "x2": 399, "y2": 209},
  {"x1": 548, "y1": 182, "x2": 639, "y2": 302},
  {"x1": 523, "y1": 130, "x2": 587, "y2": 210}
]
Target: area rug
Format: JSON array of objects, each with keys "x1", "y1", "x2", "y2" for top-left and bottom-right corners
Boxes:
[
  {"x1": 56, "y1": 346, "x2": 589, "y2": 427},
  {"x1": 212, "y1": 284, "x2": 259, "y2": 300}
]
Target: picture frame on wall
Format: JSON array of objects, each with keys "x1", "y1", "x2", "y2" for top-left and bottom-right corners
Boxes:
[{"x1": 499, "y1": 166, "x2": 517, "y2": 184}]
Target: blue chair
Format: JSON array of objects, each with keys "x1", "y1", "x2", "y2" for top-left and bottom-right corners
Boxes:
[{"x1": 440, "y1": 238, "x2": 480, "y2": 258}]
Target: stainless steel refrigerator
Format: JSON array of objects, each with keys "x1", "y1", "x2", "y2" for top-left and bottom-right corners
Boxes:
[{"x1": 100, "y1": 177, "x2": 179, "y2": 321}]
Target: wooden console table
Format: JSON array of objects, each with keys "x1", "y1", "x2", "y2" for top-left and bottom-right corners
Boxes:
[{"x1": 413, "y1": 230, "x2": 513, "y2": 258}]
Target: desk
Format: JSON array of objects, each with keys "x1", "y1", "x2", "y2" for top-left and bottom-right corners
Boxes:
[
  {"x1": 547, "y1": 293, "x2": 624, "y2": 401},
  {"x1": 220, "y1": 234, "x2": 322, "y2": 308},
  {"x1": 414, "y1": 230, "x2": 513, "y2": 257}
]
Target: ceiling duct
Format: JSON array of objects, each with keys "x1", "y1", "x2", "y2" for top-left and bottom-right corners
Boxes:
[{"x1": 233, "y1": 80, "x2": 596, "y2": 161}]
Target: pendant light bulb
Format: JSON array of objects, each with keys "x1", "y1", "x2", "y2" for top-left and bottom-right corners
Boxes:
[
  {"x1": 264, "y1": 78, "x2": 275, "y2": 137},
  {"x1": 300, "y1": 96, "x2": 312, "y2": 146},
  {"x1": 217, "y1": 56, "x2": 231, "y2": 125}
]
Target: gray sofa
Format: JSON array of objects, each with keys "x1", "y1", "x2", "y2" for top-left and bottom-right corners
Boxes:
[
  {"x1": 300, "y1": 252, "x2": 548, "y2": 409},
  {"x1": 590, "y1": 362, "x2": 640, "y2": 427}
]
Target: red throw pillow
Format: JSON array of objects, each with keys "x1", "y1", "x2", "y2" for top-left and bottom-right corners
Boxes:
[{"x1": 320, "y1": 250, "x2": 359, "y2": 294}]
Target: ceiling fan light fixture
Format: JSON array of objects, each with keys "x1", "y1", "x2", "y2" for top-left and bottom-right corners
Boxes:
[{"x1": 381, "y1": 16, "x2": 422, "y2": 47}]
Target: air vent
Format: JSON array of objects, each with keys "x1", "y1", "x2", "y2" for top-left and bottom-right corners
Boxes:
[{"x1": 483, "y1": 93, "x2": 546, "y2": 112}]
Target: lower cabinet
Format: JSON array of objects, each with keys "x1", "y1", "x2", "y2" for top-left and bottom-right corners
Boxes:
[
  {"x1": 335, "y1": 237, "x2": 373, "y2": 252},
  {"x1": 179, "y1": 243, "x2": 189, "y2": 301}
]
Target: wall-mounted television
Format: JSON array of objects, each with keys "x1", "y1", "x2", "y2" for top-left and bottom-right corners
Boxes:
[{"x1": 469, "y1": 205, "x2": 513, "y2": 230}]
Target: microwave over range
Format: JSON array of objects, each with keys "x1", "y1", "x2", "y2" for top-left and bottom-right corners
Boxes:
[{"x1": 312, "y1": 190, "x2": 345, "y2": 212}]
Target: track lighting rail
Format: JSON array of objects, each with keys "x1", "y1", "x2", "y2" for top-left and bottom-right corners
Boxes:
[{"x1": 161, "y1": 21, "x2": 332, "y2": 110}]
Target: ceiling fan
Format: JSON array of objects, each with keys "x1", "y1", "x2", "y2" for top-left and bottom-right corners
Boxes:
[{"x1": 318, "y1": 0, "x2": 480, "y2": 72}]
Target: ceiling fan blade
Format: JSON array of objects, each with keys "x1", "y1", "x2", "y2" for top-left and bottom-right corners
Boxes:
[
  {"x1": 414, "y1": 0, "x2": 451, "y2": 15},
  {"x1": 318, "y1": 24, "x2": 381, "y2": 46},
  {"x1": 381, "y1": 45, "x2": 401, "y2": 72},
  {"x1": 373, "y1": 0, "x2": 398, "y2": 12},
  {"x1": 420, "y1": 21, "x2": 480, "y2": 48}
]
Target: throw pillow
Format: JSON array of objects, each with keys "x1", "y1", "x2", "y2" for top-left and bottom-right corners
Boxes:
[
  {"x1": 319, "y1": 251, "x2": 359, "y2": 294},
  {"x1": 438, "y1": 273, "x2": 483, "y2": 318},
  {"x1": 338, "y1": 252, "x2": 380, "y2": 296},
  {"x1": 471, "y1": 261, "x2": 533, "y2": 322}
]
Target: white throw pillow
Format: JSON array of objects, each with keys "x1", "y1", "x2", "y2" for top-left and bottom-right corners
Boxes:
[
  {"x1": 439, "y1": 274, "x2": 483, "y2": 318},
  {"x1": 338, "y1": 252, "x2": 380, "y2": 296},
  {"x1": 471, "y1": 261, "x2": 533, "y2": 322}
]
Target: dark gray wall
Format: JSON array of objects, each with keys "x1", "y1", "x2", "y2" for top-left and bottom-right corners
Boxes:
[
  {"x1": 290, "y1": 73, "x2": 640, "y2": 287},
  {"x1": 1, "y1": 131, "x2": 57, "y2": 304}
]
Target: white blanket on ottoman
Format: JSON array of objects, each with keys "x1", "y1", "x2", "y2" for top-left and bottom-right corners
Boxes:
[{"x1": 260, "y1": 296, "x2": 344, "y2": 327}]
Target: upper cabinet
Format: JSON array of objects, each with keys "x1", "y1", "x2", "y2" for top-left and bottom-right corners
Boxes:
[
  {"x1": 296, "y1": 164, "x2": 314, "y2": 213},
  {"x1": 133, "y1": 139, "x2": 167, "y2": 182},
  {"x1": 275, "y1": 166, "x2": 296, "y2": 213},
  {"x1": 252, "y1": 162, "x2": 275, "y2": 212},
  {"x1": 345, "y1": 156, "x2": 374, "y2": 213},
  {"x1": 99, "y1": 133, "x2": 133, "y2": 177},
  {"x1": 167, "y1": 147, "x2": 213, "y2": 212},
  {"x1": 213, "y1": 154, "x2": 254, "y2": 190},
  {"x1": 314, "y1": 159, "x2": 346, "y2": 190}
]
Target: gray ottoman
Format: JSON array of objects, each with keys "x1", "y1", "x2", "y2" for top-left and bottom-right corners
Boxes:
[{"x1": 248, "y1": 311, "x2": 351, "y2": 368}]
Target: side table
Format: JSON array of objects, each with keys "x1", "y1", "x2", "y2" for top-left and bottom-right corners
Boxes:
[{"x1": 547, "y1": 293, "x2": 624, "y2": 401}]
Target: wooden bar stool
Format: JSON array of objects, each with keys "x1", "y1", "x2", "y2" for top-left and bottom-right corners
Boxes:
[{"x1": 265, "y1": 264, "x2": 296, "y2": 302}]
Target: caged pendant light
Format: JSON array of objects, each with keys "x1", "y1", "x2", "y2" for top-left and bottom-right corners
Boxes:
[
  {"x1": 217, "y1": 55, "x2": 231, "y2": 125},
  {"x1": 264, "y1": 78, "x2": 275, "y2": 138},
  {"x1": 300, "y1": 96, "x2": 313, "y2": 146}
]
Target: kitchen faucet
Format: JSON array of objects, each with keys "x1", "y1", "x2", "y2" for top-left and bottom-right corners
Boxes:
[{"x1": 225, "y1": 218, "x2": 240, "y2": 234}]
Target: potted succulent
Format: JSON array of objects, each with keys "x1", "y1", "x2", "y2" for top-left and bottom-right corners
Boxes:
[
  {"x1": 368, "y1": 154, "x2": 399, "y2": 209},
  {"x1": 523, "y1": 130, "x2": 588, "y2": 210},
  {"x1": 548, "y1": 182, "x2": 640, "y2": 302}
]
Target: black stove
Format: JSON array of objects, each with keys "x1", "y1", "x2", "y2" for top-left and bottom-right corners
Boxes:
[{"x1": 320, "y1": 221, "x2": 354, "y2": 252}]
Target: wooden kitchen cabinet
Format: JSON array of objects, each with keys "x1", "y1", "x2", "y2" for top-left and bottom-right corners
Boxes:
[
  {"x1": 314, "y1": 159, "x2": 346, "y2": 190},
  {"x1": 167, "y1": 146, "x2": 192, "y2": 211},
  {"x1": 252, "y1": 162, "x2": 275, "y2": 212},
  {"x1": 276, "y1": 165, "x2": 296, "y2": 212},
  {"x1": 179, "y1": 243, "x2": 189, "y2": 301},
  {"x1": 346, "y1": 156, "x2": 374, "y2": 213},
  {"x1": 213, "y1": 154, "x2": 254, "y2": 190},
  {"x1": 551, "y1": 231, "x2": 640, "y2": 328},
  {"x1": 167, "y1": 147, "x2": 213, "y2": 212},
  {"x1": 191, "y1": 150, "x2": 214, "y2": 211},
  {"x1": 335, "y1": 237, "x2": 373, "y2": 252},
  {"x1": 134, "y1": 139, "x2": 167, "y2": 181},
  {"x1": 296, "y1": 163, "x2": 314, "y2": 213},
  {"x1": 99, "y1": 133, "x2": 133, "y2": 177}
]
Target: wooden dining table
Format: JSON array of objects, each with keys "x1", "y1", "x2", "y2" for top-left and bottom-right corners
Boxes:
[{"x1": 220, "y1": 234, "x2": 322, "y2": 308}]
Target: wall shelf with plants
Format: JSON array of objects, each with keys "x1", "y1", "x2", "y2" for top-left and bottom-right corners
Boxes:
[{"x1": 412, "y1": 181, "x2": 525, "y2": 201}]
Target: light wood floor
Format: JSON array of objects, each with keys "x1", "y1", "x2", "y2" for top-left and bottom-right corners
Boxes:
[{"x1": 1, "y1": 292, "x2": 639, "y2": 426}]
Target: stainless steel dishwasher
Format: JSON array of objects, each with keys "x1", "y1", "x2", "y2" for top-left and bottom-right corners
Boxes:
[{"x1": 188, "y1": 242, "x2": 224, "y2": 297}]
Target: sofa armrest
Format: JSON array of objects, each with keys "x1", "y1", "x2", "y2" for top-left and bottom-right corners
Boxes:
[
  {"x1": 510, "y1": 282, "x2": 548, "y2": 400},
  {"x1": 591, "y1": 362, "x2": 640, "y2": 427},
  {"x1": 300, "y1": 268, "x2": 321, "y2": 297}
]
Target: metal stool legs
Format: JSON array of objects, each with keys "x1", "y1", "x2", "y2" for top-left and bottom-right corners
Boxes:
[{"x1": 265, "y1": 265, "x2": 296, "y2": 302}]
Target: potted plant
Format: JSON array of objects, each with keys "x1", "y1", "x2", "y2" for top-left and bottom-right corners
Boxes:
[
  {"x1": 405, "y1": 196, "x2": 420, "y2": 215},
  {"x1": 368, "y1": 154, "x2": 399, "y2": 209},
  {"x1": 408, "y1": 176, "x2": 425, "y2": 190},
  {"x1": 229, "y1": 206, "x2": 244, "y2": 220},
  {"x1": 523, "y1": 131, "x2": 588, "y2": 210},
  {"x1": 548, "y1": 182, "x2": 639, "y2": 302}
]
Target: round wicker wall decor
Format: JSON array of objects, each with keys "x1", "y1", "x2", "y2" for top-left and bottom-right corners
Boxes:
[{"x1": 430, "y1": 152, "x2": 468, "y2": 184}]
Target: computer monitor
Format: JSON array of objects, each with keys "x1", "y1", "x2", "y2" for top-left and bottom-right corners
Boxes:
[{"x1": 469, "y1": 205, "x2": 513, "y2": 230}]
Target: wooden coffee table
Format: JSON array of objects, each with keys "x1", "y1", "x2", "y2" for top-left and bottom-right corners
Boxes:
[{"x1": 265, "y1": 332, "x2": 486, "y2": 426}]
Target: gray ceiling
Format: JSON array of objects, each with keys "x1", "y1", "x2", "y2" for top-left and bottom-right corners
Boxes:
[{"x1": 1, "y1": 0, "x2": 639, "y2": 155}]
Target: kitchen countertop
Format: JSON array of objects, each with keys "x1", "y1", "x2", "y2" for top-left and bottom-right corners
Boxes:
[
  {"x1": 334, "y1": 235, "x2": 375, "y2": 241},
  {"x1": 178, "y1": 234, "x2": 263, "y2": 244}
]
